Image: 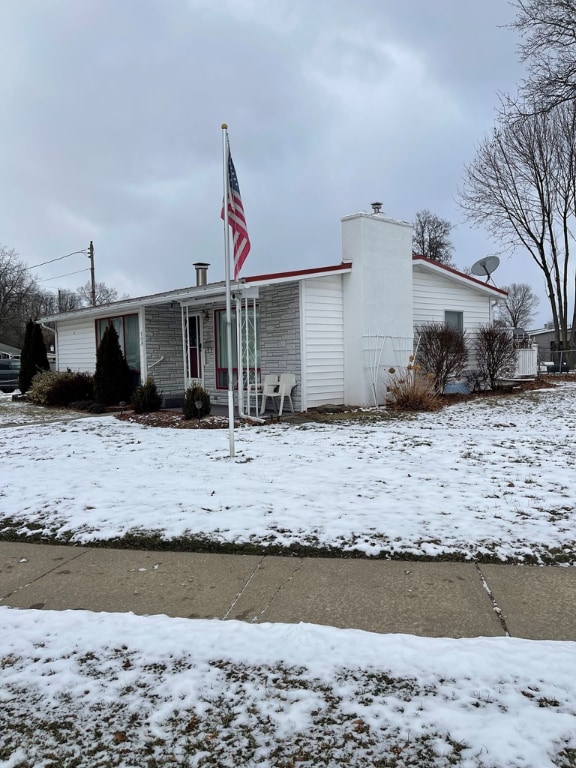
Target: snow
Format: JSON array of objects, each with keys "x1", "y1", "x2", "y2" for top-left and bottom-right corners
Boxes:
[
  {"x1": 1, "y1": 385, "x2": 576, "y2": 562},
  {"x1": 1, "y1": 388, "x2": 576, "y2": 766},
  {"x1": 0, "y1": 608, "x2": 575, "y2": 767}
]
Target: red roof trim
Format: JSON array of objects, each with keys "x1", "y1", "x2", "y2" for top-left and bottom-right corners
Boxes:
[
  {"x1": 244, "y1": 263, "x2": 351, "y2": 283},
  {"x1": 412, "y1": 255, "x2": 507, "y2": 296}
]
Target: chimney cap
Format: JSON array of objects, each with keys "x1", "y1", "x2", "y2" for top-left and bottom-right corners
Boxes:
[
  {"x1": 193, "y1": 262, "x2": 210, "y2": 287},
  {"x1": 370, "y1": 201, "x2": 383, "y2": 214}
]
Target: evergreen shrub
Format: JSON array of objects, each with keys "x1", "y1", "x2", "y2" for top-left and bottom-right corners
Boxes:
[
  {"x1": 182, "y1": 383, "x2": 211, "y2": 419},
  {"x1": 27, "y1": 371, "x2": 94, "y2": 406},
  {"x1": 93, "y1": 324, "x2": 134, "y2": 406},
  {"x1": 19, "y1": 320, "x2": 50, "y2": 393},
  {"x1": 132, "y1": 377, "x2": 162, "y2": 414}
]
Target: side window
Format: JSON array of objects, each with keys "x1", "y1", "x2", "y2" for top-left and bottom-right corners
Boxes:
[{"x1": 445, "y1": 310, "x2": 463, "y2": 332}]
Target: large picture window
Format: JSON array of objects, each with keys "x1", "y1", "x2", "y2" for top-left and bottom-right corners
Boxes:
[
  {"x1": 215, "y1": 307, "x2": 260, "y2": 389},
  {"x1": 95, "y1": 314, "x2": 141, "y2": 381}
]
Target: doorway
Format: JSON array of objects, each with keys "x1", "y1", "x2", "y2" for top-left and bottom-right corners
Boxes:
[{"x1": 185, "y1": 313, "x2": 203, "y2": 385}]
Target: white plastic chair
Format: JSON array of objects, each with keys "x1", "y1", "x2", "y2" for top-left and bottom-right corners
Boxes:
[
  {"x1": 271, "y1": 373, "x2": 297, "y2": 416},
  {"x1": 259, "y1": 374, "x2": 280, "y2": 415}
]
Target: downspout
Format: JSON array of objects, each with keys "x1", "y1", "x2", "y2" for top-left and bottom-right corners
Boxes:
[{"x1": 38, "y1": 322, "x2": 58, "y2": 370}]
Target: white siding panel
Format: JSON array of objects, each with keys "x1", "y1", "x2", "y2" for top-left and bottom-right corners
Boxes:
[
  {"x1": 57, "y1": 318, "x2": 97, "y2": 373},
  {"x1": 301, "y1": 276, "x2": 344, "y2": 408},
  {"x1": 413, "y1": 270, "x2": 492, "y2": 331}
]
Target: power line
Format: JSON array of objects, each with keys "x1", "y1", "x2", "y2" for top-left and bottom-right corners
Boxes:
[
  {"x1": 29, "y1": 249, "x2": 88, "y2": 270},
  {"x1": 38, "y1": 268, "x2": 90, "y2": 283}
]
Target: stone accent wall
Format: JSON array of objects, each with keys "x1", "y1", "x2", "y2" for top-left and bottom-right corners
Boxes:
[
  {"x1": 259, "y1": 283, "x2": 302, "y2": 410},
  {"x1": 143, "y1": 287, "x2": 302, "y2": 411},
  {"x1": 144, "y1": 304, "x2": 184, "y2": 402}
]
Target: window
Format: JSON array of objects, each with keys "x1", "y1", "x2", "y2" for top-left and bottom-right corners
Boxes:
[
  {"x1": 95, "y1": 314, "x2": 140, "y2": 380},
  {"x1": 445, "y1": 311, "x2": 464, "y2": 332},
  {"x1": 215, "y1": 307, "x2": 260, "y2": 388}
]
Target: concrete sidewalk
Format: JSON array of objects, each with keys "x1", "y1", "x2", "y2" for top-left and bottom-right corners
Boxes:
[{"x1": 1, "y1": 541, "x2": 575, "y2": 640}]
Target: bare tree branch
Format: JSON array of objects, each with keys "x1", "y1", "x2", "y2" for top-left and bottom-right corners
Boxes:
[
  {"x1": 512, "y1": 0, "x2": 576, "y2": 111},
  {"x1": 412, "y1": 210, "x2": 455, "y2": 266},
  {"x1": 76, "y1": 281, "x2": 129, "y2": 307},
  {"x1": 459, "y1": 100, "x2": 576, "y2": 350},
  {"x1": 496, "y1": 283, "x2": 540, "y2": 328}
]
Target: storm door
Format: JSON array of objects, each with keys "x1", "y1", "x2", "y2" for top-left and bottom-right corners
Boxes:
[{"x1": 185, "y1": 312, "x2": 203, "y2": 386}]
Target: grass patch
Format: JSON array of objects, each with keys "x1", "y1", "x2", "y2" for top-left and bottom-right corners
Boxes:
[
  {"x1": 2, "y1": 652, "x2": 574, "y2": 767},
  {"x1": 1, "y1": 519, "x2": 574, "y2": 565}
]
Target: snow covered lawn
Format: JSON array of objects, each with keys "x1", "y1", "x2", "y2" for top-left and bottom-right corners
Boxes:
[
  {"x1": 1, "y1": 608, "x2": 575, "y2": 768},
  {"x1": 1, "y1": 385, "x2": 576, "y2": 563}
]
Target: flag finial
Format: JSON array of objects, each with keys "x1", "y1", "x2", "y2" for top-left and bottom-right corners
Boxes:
[{"x1": 221, "y1": 123, "x2": 228, "y2": 129}]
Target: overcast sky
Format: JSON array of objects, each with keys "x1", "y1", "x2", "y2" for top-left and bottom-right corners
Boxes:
[{"x1": 0, "y1": 0, "x2": 550, "y2": 325}]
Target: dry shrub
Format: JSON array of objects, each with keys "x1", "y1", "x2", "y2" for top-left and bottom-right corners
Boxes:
[
  {"x1": 386, "y1": 364, "x2": 441, "y2": 411},
  {"x1": 415, "y1": 322, "x2": 468, "y2": 394}
]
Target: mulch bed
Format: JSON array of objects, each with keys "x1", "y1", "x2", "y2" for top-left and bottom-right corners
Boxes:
[
  {"x1": 114, "y1": 411, "x2": 254, "y2": 429},
  {"x1": 113, "y1": 375, "x2": 566, "y2": 430}
]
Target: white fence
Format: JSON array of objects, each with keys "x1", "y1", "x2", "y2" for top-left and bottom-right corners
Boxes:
[{"x1": 514, "y1": 345, "x2": 538, "y2": 378}]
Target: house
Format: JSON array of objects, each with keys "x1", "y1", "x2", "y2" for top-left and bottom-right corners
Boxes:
[
  {"x1": 42, "y1": 206, "x2": 508, "y2": 412},
  {"x1": 528, "y1": 327, "x2": 573, "y2": 371}
]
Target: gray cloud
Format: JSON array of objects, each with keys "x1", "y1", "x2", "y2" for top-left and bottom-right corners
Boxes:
[{"x1": 0, "y1": 0, "x2": 549, "y2": 323}]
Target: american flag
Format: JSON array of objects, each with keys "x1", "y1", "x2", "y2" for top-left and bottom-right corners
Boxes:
[{"x1": 222, "y1": 147, "x2": 251, "y2": 279}]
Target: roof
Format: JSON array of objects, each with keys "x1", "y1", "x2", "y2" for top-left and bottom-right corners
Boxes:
[
  {"x1": 412, "y1": 255, "x2": 508, "y2": 297},
  {"x1": 41, "y1": 263, "x2": 353, "y2": 322},
  {"x1": 0, "y1": 342, "x2": 21, "y2": 357},
  {"x1": 41, "y1": 256, "x2": 505, "y2": 324}
]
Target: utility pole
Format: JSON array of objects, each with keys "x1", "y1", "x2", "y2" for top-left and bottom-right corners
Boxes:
[{"x1": 88, "y1": 241, "x2": 96, "y2": 307}]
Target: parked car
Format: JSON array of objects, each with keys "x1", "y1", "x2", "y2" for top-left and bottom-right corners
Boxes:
[{"x1": 0, "y1": 358, "x2": 20, "y2": 392}]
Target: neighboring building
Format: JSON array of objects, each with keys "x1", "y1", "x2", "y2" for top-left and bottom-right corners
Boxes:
[
  {"x1": 528, "y1": 327, "x2": 573, "y2": 371},
  {"x1": 43, "y1": 207, "x2": 507, "y2": 411},
  {"x1": 0, "y1": 342, "x2": 21, "y2": 359}
]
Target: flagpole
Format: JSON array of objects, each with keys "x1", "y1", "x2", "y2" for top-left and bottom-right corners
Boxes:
[{"x1": 222, "y1": 123, "x2": 235, "y2": 458}]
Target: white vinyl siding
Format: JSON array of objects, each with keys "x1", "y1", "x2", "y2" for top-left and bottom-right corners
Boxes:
[
  {"x1": 413, "y1": 269, "x2": 492, "y2": 332},
  {"x1": 301, "y1": 276, "x2": 344, "y2": 409},
  {"x1": 56, "y1": 318, "x2": 97, "y2": 373}
]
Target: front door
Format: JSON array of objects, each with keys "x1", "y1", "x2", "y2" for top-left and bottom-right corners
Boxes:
[{"x1": 186, "y1": 314, "x2": 203, "y2": 385}]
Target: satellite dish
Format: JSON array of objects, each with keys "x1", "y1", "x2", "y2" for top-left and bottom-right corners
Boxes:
[{"x1": 470, "y1": 255, "x2": 500, "y2": 283}]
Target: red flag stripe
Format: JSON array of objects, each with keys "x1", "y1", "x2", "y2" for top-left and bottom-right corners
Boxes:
[{"x1": 221, "y1": 147, "x2": 251, "y2": 279}]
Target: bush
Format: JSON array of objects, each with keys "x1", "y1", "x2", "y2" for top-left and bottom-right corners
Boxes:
[
  {"x1": 386, "y1": 363, "x2": 441, "y2": 411},
  {"x1": 415, "y1": 322, "x2": 469, "y2": 394},
  {"x1": 27, "y1": 371, "x2": 94, "y2": 406},
  {"x1": 473, "y1": 325, "x2": 517, "y2": 389},
  {"x1": 132, "y1": 377, "x2": 162, "y2": 414},
  {"x1": 183, "y1": 383, "x2": 211, "y2": 420},
  {"x1": 19, "y1": 320, "x2": 50, "y2": 393},
  {"x1": 93, "y1": 324, "x2": 134, "y2": 406}
]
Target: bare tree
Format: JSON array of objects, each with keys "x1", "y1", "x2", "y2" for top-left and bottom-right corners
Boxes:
[
  {"x1": 497, "y1": 283, "x2": 540, "y2": 328},
  {"x1": 0, "y1": 245, "x2": 39, "y2": 348},
  {"x1": 77, "y1": 281, "x2": 128, "y2": 307},
  {"x1": 57, "y1": 289, "x2": 83, "y2": 313},
  {"x1": 512, "y1": 0, "x2": 576, "y2": 111},
  {"x1": 460, "y1": 100, "x2": 576, "y2": 354},
  {"x1": 412, "y1": 210, "x2": 455, "y2": 266}
]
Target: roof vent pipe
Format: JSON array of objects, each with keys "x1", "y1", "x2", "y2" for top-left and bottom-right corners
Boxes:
[
  {"x1": 193, "y1": 262, "x2": 210, "y2": 287},
  {"x1": 370, "y1": 201, "x2": 383, "y2": 214}
]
